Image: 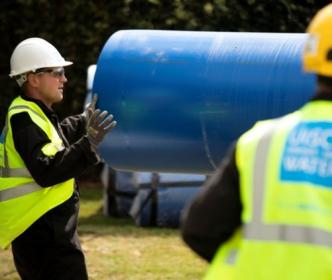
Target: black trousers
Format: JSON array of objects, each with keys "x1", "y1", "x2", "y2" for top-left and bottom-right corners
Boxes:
[{"x1": 11, "y1": 192, "x2": 88, "y2": 280}]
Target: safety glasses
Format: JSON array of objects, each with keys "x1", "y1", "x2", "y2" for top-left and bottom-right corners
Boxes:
[{"x1": 34, "y1": 67, "x2": 65, "y2": 78}]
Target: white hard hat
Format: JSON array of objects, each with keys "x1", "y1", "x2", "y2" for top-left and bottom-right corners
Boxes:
[{"x1": 9, "y1": 37, "x2": 72, "y2": 84}]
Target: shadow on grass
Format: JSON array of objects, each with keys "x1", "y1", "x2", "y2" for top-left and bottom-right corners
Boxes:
[
  {"x1": 78, "y1": 182, "x2": 181, "y2": 239},
  {"x1": 78, "y1": 206, "x2": 180, "y2": 238}
]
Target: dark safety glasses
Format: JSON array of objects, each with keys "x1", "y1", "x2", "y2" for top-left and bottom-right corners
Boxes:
[{"x1": 34, "y1": 67, "x2": 65, "y2": 78}]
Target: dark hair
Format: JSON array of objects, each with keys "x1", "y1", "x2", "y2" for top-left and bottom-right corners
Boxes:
[
  {"x1": 317, "y1": 75, "x2": 332, "y2": 87},
  {"x1": 313, "y1": 75, "x2": 332, "y2": 100}
]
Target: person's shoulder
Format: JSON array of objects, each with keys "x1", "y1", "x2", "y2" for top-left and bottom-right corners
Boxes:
[{"x1": 240, "y1": 118, "x2": 275, "y2": 141}]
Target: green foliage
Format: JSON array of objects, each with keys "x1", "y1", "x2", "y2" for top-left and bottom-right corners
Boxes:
[{"x1": 0, "y1": 0, "x2": 327, "y2": 128}]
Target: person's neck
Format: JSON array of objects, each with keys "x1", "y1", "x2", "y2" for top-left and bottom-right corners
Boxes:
[
  {"x1": 23, "y1": 90, "x2": 53, "y2": 111},
  {"x1": 311, "y1": 82, "x2": 332, "y2": 101}
]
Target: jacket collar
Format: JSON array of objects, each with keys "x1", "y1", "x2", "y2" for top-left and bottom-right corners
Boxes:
[{"x1": 19, "y1": 94, "x2": 57, "y2": 118}]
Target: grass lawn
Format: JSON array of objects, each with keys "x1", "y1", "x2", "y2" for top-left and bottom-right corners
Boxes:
[{"x1": 0, "y1": 182, "x2": 207, "y2": 280}]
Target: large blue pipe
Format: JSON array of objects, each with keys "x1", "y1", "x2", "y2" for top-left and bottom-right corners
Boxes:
[{"x1": 93, "y1": 30, "x2": 316, "y2": 174}]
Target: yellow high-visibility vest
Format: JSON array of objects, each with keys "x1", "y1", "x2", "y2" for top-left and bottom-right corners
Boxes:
[
  {"x1": 0, "y1": 96, "x2": 74, "y2": 249},
  {"x1": 204, "y1": 100, "x2": 332, "y2": 280}
]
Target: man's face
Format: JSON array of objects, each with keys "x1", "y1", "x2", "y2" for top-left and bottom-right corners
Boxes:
[{"x1": 32, "y1": 67, "x2": 67, "y2": 108}]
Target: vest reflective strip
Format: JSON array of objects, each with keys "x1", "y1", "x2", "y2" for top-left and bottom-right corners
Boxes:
[
  {"x1": 0, "y1": 167, "x2": 31, "y2": 178},
  {"x1": 243, "y1": 123, "x2": 332, "y2": 248},
  {"x1": 225, "y1": 249, "x2": 238, "y2": 265},
  {"x1": 2, "y1": 117, "x2": 9, "y2": 170},
  {"x1": 245, "y1": 223, "x2": 332, "y2": 248},
  {"x1": 0, "y1": 182, "x2": 42, "y2": 202}
]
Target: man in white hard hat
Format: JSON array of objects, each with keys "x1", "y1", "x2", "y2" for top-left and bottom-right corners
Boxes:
[
  {"x1": 181, "y1": 4, "x2": 332, "y2": 280},
  {"x1": 0, "y1": 38, "x2": 116, "y2": 280}
]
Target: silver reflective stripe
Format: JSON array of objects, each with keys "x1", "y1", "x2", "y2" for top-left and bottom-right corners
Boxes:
[
  {"x1": 225, "y1": 249, "x2": 238, "y2": 265},
  {"x1": 0, "y1": 182, "x2": 42, "y2": 202},
  {"x1": 244, "y1": 122, "x2": 332, "y2": 248},
  {"x1": 0, "y1": 167, "x2": 31, "y2": 178},
  {"x1": 3, "y1": 117, "x2": 9, "y2": 170},
  {"x1": 251, "y1": 128, "x2": 273, "y2": 223},
  {"x1": 245, "y1": 223, "x2": 332, "y2": 248}
]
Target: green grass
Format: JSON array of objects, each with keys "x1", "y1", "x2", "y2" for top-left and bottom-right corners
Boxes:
[{"x1": 0, "y1": 183, "x2": 207, "y2": 280}]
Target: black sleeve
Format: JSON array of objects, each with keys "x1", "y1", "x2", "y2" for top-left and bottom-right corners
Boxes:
[
  {"x1": 10, "y1": 112, "x2": 100, "y2": 188},
  {"x1": 60, "y1": 114, "x2": 86, "y2": 144},
  {"x1": 181, "y1": 144, "x2": 242, "y2": 262}
]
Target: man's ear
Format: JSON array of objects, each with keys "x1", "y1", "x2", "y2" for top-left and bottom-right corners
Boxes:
[{"x1": 26, "y1": 73, "x2": 39, "y2": 88}]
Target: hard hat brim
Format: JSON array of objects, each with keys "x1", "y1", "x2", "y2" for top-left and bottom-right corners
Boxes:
[{"x1": 9, "y1": 60, "x2": 73, "y2": 78}]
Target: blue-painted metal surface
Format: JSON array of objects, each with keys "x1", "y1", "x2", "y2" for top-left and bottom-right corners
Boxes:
[
  {"x1": 115, "y1": 171, "x2": 205, "y2": 220},
  {"x1": 114, "y1": 171, "x2": 138, "y2": 217},
  {"x1": 130, "y1": 186, "x2": 201, "y2": 227},
  {"x1": 156, "y1": 186, "x2": 201, "y2": 227},
  {"x1": 93, "y1": 30, "x2": 316, "y2": 174}
]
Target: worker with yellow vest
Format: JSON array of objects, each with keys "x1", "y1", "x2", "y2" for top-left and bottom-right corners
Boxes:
[
  {"x1": 181, "y1": 4, "x2": 332, "y2": 280},
  {"x1": 0, "y1": 38, "x2": 116, "y2": 280}
]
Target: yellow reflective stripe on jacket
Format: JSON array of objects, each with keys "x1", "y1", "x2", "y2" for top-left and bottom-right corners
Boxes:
[
  {"x1": 0, "y1": 105, "x2": 45, "y2": 178},
  {"x1": 2, "y1": 103, "x2": 64, "y2": 172},
  {"x1": 9, "y1": 105, "x2": 48, "y2": 122},
  {"x1": 41, "y1": 142, "x2": 64, "y2": 156},
  {"x1": 0, "y1": 182, "x2": 41, "y2": 202},
  {"x1": 2, "y1": 104, "x2": 46, "y2": 169},
  {"x1": 2, "y1": 101, "x2": 64, "y2": 178},
  {"x1": 8, "y1": 104, "x2": 57, "y2": 157}
]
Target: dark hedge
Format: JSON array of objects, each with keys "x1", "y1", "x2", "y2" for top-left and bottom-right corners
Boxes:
[{"x1": 0, "y1": 0, "x2": 328, "y2": 128}]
